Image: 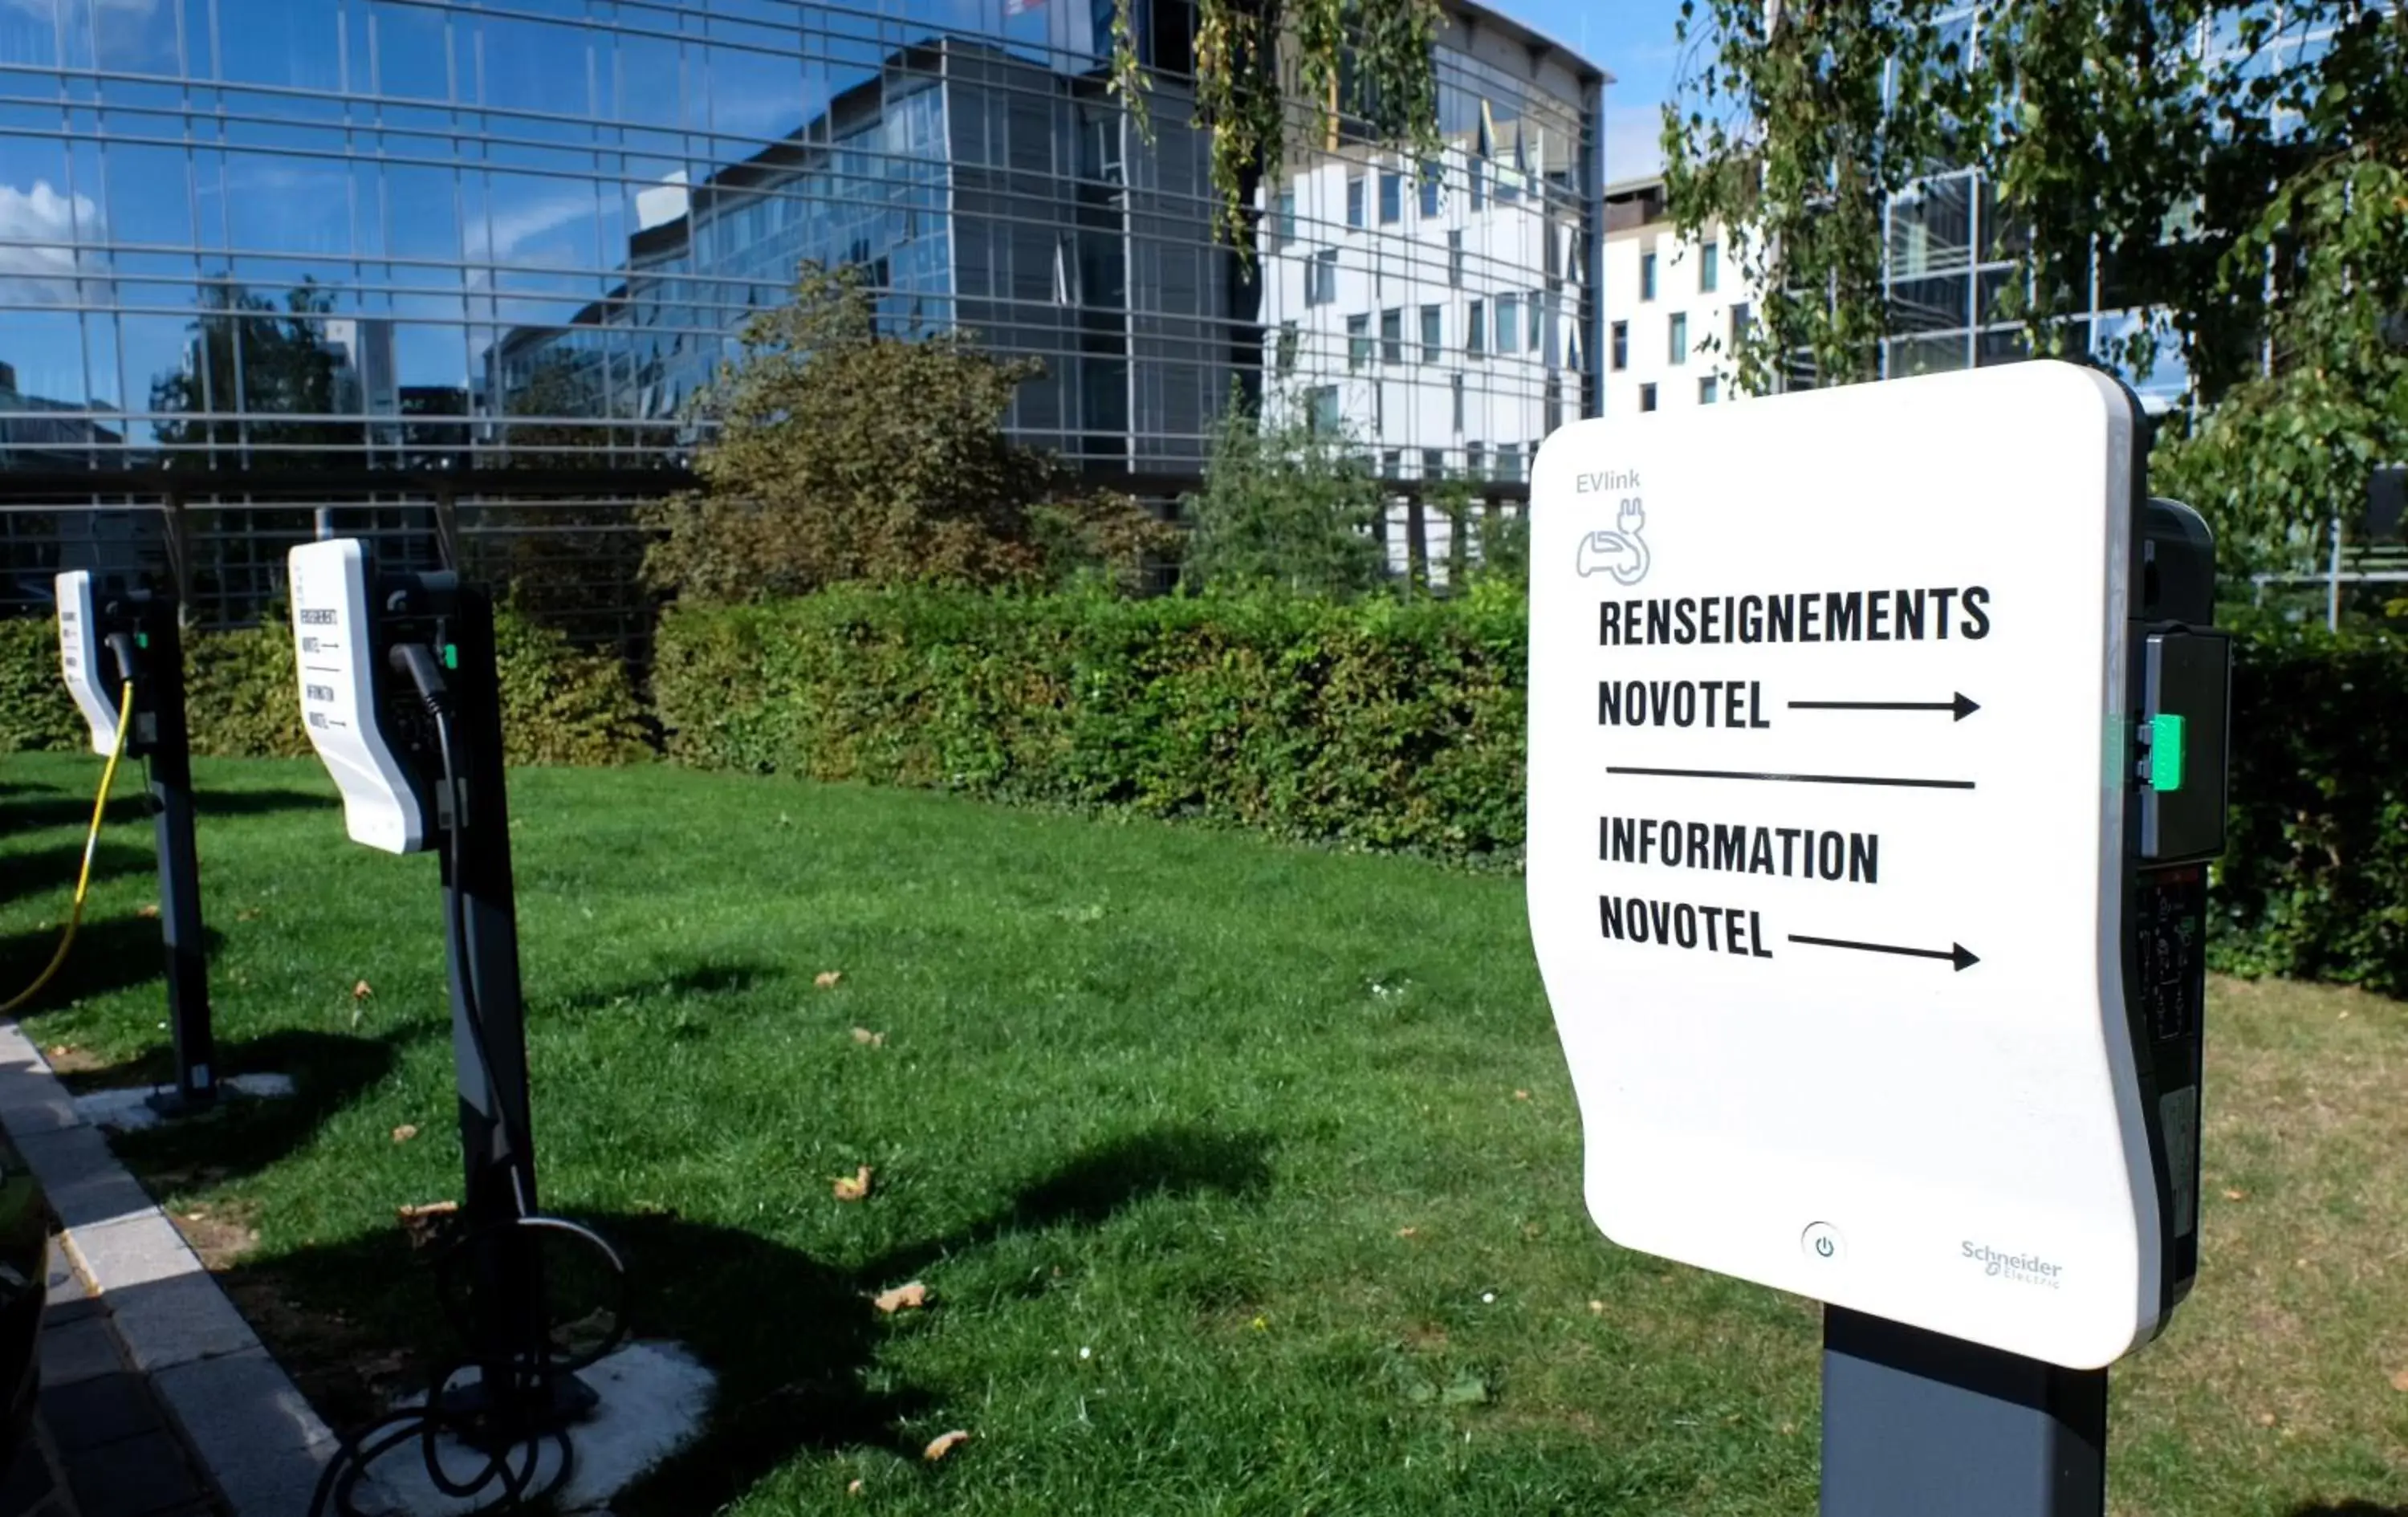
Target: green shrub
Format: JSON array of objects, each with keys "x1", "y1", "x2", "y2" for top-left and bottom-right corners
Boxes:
[
  {"x1": 653, "y1": 584, "x2": 1529, "y2": 861},
  {"x1": 0, "y1": 617, "x2": 84, "y2": 753},
  {"x1": 4, "y1": 607, "x2": 649, "y2": 768},
  {"x1": 657, "y1": 588, "x2": 2408, "y2": 994}
]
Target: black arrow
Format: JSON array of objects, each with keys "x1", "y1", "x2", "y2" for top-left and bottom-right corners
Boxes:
[
  {"x1": 1788, "y1": 693, "x2": 1981, "y2": 722},
  {"x1": 1789, "y1": 934, "x2": 1980, "y2": 972}
]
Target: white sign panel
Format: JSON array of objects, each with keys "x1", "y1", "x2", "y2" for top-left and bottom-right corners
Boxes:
[
  {"x1": 1527, "y1": 362, "x2": 2156, "y2": 1369},
  {"x1": 55, "y1": 571, "x2": 120, "y2": 756},
  {"x1": 289, "y1": 539, "x2": 426, "y2": 854}
]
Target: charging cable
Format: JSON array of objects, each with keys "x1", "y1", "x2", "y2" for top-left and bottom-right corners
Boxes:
[{"x1": 4, "y1": 680, "x2": 135, "y2": 1015}]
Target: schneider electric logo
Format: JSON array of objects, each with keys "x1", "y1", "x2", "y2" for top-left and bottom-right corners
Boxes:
[{"x1": 1962, "y1": 1242, "x2": 2064, "y2": 1289}]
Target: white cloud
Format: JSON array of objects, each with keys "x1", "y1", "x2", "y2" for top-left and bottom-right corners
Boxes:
[
  {"x1": 0, "y1": 178, "x2": 105, "y2": 307},
  {"x1": 1604, "y1": 104, "x2": 1668, "y2": 185}
]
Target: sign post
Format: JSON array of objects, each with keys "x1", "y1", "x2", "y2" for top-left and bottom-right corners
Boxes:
[
  {"x1": 56, "y1": 572, "x2": 217, "y2": 1113},
  {"x1": 1524, "y1": 362, "x2": 2230, "y2": 1513}
]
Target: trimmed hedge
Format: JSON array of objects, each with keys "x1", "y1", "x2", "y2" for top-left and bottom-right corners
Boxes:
[
  {"x1": 653, "y1": 589, "x2": 2408, "y2": 997},
  {"x1": 652, "y1": 585, "x2": 1530, "y2": 860},
  {"x1": 1, "y1": 608, "x2": 649, "y2": 768}
]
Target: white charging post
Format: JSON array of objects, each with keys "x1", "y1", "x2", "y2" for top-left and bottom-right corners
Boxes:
[
  {"x1": 55, "y1": 571, "x2": 120, "y2": 754},
  {"x1": 1526, "y1": 361, "x2": 2230, "y2": 1515},
  {"x1": 289, "y1": 539, "x2": 426, "y2": 855}
]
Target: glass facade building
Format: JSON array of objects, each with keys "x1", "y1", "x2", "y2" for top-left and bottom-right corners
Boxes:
[{"x1": 0, "y1": 0, "x2": 1604, "y2": 485}]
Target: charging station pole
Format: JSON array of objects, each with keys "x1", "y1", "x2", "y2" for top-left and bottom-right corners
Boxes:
[{"x1": 131, "y1": 592, "x2": 218, "y2": 1114}]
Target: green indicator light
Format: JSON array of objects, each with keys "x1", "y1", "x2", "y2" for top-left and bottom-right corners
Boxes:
[
  {"x1": 2150, "y1": 714, "x2": 2186, "y2": 792},
  {"x1": 135, "y1": 632, "x2": 149, "y2": 649},
  {"x1": 441, "y1": 644, "x2": 458, "y2": 670}
]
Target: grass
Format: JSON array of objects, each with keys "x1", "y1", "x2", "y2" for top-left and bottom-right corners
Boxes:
[{"x1": 2, "y1": 753, "x2": 2405, "y2": 1516}]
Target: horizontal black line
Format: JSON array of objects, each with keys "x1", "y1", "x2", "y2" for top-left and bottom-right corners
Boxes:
[
  {"x1": 1605, "y1": 765, "x2": 1975, "y2": 791},
  {"x1": 1790, "y1": 934, "x2": 1953, "y2": 962},
  {"x1": 1787, "y1": 701, "x2": 1951, "y2": 711}
]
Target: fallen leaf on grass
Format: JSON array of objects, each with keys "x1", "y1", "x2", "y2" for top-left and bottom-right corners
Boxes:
[
  {"x1": 2390, "y1": 1369, "x2": 2408, "y2": 1393},
  {"x1": 872, "y1": 1281, "x2": 927, "y2": 1314},
  {"x1": 1513, "y1": 1089, "x2": 1530, "y2": 1101},
  {"x1": 832, "y1": 1165, "x2": 874, "y2": 1202},
  {"x1": 137, "y1": 903, "x2": 160, "y2": 919},
  {"x1": 847, "y1": 1478, "x2": 864, "y2": 1496},
  {"x1": 1588, "y1": 1300, "x2": 1605, "y2": 1314},
  {"x1": 392, "y1": 1125, "x2": 420, "y2": 1144},
  {"x1": 2223, "y1": 1188, "x2": 2247, "y2": 1202},
  {"x1": 1396, "y1": 1226, "x2": 1418, "y2": 1238},
  {"x1": 922, "y1": 1430, "x2": 971, "y2": 1462},
  {"x1": 851, "y1": 1027, "x2": 885, "y2": 1047},
  {"x1": 2256, "y1": 1412, "x2": 2278, "y2": 1428},
  {"x1": 396, "y1": 1199, "x2": 459, "y2": 1249},
  {"x1": 235, "y1": 908, "x2": 262, "y2": 922},
  {"x1": 47, "y1": 1047, "x2": 68, "y2": 1059},
  {"x1": 815, "y1": 971, "x2": 844, "y2": 990},
  {"x1": 352, "y1": 980, "x2": 374, "y2": 1001}
]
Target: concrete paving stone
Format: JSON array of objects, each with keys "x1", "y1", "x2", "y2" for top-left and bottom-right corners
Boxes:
[
  {"x1": 150, "y1": 1348, "x2": 341, "y2": 1517},
  {"x1": 13, "y1": 1128, "x2": 153, "y2": 1233},
  {"x1": 94, "y1": 1274, "x2": 258, "y2": 1376},
  {"x1": 1, "y1": 1434, "x2": 60, "y2": 1513},
  {"x1": 0, "y1": 1028, "x2": 83, "y2": 1137},
  {"x1": 63, "y1": 1214, "x2": 197, "y2": 1296},
  {"x1": 39, "y1": 1313, "x2": 127, "y2": 1387},
  {"x1": 46, "y1": 1241, "x2": 88, "y2": 1299},
  {"x1": 45, "y1": 1293, "x2": 104, "y2": 1328},
  {"x1": 43, "y1": 1372, "x2": 161, "y2": 1453},
  {"x1": 59, "y1": 1425, "x2": 205, "y2": 1517}
]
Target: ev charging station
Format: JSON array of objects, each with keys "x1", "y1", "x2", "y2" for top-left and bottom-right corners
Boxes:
[
  {"x1": 290, "y1": 536, "x2": 608, "y2": 1474},
  {"x1": 53, "y1": 571, "x2": 218, "y2": 1112},
  {"x1": 1525, "y1": 362, "x2": 2230, "y2": 1515}
]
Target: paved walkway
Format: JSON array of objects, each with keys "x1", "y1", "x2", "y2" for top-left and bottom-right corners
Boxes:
[{"x1": 2, "y1": 1243, "x2": 221, "y2": 1517}]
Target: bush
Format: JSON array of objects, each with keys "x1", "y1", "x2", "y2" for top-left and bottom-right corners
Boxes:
[
  {"x1": 3, "y1": 608, "x2": 649, "y2": 768},
  {"x1": 653, "y1": 584, "x2": 1529, "y2": 861},
  {"x1": 2207, "y1": 615, "x2": 2408, "y2": 994},
  {"x1": 657, "y1": 588, "x2": 2408, "y2": 994}
]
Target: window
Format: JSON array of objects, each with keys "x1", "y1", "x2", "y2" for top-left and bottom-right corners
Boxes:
[
  {"x1": 1497, "y1": 442, "x2": 1521, "y2": 482},
  {"x1": 1731, "y1": 302, "x2": 1751, "y2": 346},
  {"x1": 1348, "y1": 313, "x2": 1372, "y2": 370},
  {"x1": 1466, "y1": 299, "x2": 1487, "y2": 356},
  {"x1": 1381, "y1": 449, "x2": 1401, "y2": 480},
  {"x1": 1699, "y1": 376, "x2": 1720, "y2": 405},
  {"x1": 1347, "y1": 173, "x2": 1365, "y2": 229},
  {"x1": 1448, "y1": 230, "x2": 1464, "y2": 287},
  {"x1": 1308, "y1": 384, "x2": 1341, "y2": 433},
  {"x1": 1450, "y1": 373, "x2": 1464, "y2": 430},
  {"x1": 1701, "y1": 241, "x2": 1720, "y2": 294},
  {"x1": 1529, "y1": 290, "x2": 1544, "y2": 353},
  {"x1": 1419, "y1": 165, "x2": 1442, "y2": 219},
  {"x1": 1307, "y1": 248, "x2": 1338, "y2": 307},
  {"x1": 1276, "y1": 321, "x2": 1299, "y2": 372},
  {"x1": 1466, "y1": 441, "x2": 1486, "y2": 478},
  {"x1": 1422, "y1": 447, "x2": 1446, "y2": 479},
  {"x1": 1495, "y1": 294, "x2": 1520, "y2": 356},
  {"x1": 1420, "y1": 304, "x2": 1442, "y2": 363},
  {"x1": 1470, "y1": 156, "x2": 1486, "y2": 211},
  {"x1": 1378, "y1": 170, "x2": 1402, "y2": 225},
  {"x1": 1275, "y1": 193, "x2": 1296, "y2": 246},
  {"x1": 1640, "y1": 250, "x2": 1658, "y2": 302},
  {"x1": 1610, "y1": 320, "x2": 1629, "y2": 371},
  {"x1": 1639, "y1": 383, "x2": 1658, "y2": 413},
  {"x1": 1381, "y1": 307, "x2": 1403, "y2": 364},
  {"x1": 1669, "y1": 313, "x2": 1689, "y2": 364}
]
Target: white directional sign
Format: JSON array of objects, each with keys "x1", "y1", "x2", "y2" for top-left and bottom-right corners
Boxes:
[
  {"x1": 289, "y1": 539, "x2": 427, "y2": 854},
  {"x1": 55, "y1": 571, "x2": 120, "y2": 755},
  {"x1": 1527, "y1": 362, "x2": 2161, "y2": 1369}
]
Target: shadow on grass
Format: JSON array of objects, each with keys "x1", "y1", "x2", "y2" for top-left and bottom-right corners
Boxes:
[
  {"x1": 214, "y1": 1123, "x2": 1275, "y2": 1512},
  {"x1": 0, "y1": 786, "x2": 327, "y2": 835},
  {"x1": 0, "y1": 916, "x2": 220, "y2": 1011},
  {"x1": 85, "y1": 1029, "x2": 416, "y2": 1194},
  {"x1": 546, "y1": 962, "x2": 786, "y2": 1019},
  {"x1": 0, "y1": 840, "x2": 152, "y2": 909},
  {"x1": 2291, "y1": 1505, "x2": 2408, "y2": 1516}
]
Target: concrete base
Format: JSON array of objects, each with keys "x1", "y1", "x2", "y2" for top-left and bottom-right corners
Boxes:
[
  {"x1": 75, "y1": 1072, "x2": 296, "y2": 1132},
  {"x1": 364, "y1": 1342, "x2": 714, "y2": 1516}
]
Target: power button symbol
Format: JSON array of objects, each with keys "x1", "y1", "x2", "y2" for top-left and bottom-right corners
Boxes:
[{"x1": 1801, "y1": 1222, "x2": 1845, "y2": 1263}]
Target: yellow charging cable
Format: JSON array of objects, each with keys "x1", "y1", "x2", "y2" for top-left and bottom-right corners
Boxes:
[{"x1": 2, "y1": 680, "x2": 136, "y2": 1015}]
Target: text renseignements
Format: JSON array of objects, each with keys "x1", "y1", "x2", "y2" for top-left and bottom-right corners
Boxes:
[{"x1": 1599, "y1": 587, "x2": 1991, "y2": 648}]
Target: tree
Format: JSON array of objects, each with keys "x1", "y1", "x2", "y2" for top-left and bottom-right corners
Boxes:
[
  {"x1": 1181, "y1": 392, "x2": 1387, "y2": 596},
  {"x1": 1664, "y1": 0, "x2": 2407, "y2": 568},
  {"x1": 643, "y1": 263, "x2": 1169, "y2": 600},
  {"x1": 151, "y1": 279, "x2": 351, "y2": 468},
  {"x1": 1108, "y1": 0, "x2": 1443, "y2": 249}
]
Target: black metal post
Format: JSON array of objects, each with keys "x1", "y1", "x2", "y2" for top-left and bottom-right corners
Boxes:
[
  {"x1": 121, "y1": 591, "x2": 215, "y2": 1115},
  {"x1": 431, "y1": 584, "x2": 589, "y2": 1437},
  {"x1": 1823, "y1": 1307, "x2": 2106, "y2": 1517}
]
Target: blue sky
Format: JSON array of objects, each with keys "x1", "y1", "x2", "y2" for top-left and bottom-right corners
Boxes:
[{"x1": 1499, "y1": 0, "x2": 1689, "y2": 185}]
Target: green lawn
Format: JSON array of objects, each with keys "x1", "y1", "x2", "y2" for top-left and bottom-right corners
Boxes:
[{"x1": 2, "y1": 754, "x2": 2404, "y2": 1516}]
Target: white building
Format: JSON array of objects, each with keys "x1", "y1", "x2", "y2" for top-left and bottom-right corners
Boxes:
[{"x1": 1601, "y1": 175, "x2": 1760, "y2": 419}]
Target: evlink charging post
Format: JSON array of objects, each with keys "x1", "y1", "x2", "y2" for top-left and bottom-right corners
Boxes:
[
  {"x1": 1525, "y1": 362, "x2": 2232, "y2": 1517},
  {"x1": 289, "y1": 538, "x2": 611, "y2": 1470},
  {"x1": 50, "y1": 571, "x2": 217, "y2": 1112}
]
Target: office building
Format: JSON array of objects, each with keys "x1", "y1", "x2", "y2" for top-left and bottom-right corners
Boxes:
[{"x1": 1600, "y1": 176, "x2": 1756, "y2": 419}]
